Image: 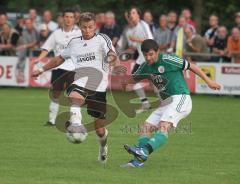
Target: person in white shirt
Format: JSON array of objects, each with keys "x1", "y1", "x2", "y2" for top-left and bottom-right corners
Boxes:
[
  {"x1": 42, "y1": 10, "x2": 58, "y2": 32},
  {"x1": 28, "y1": 8, "x2": 42, "y2": 32},
  {"x1": 125, "y1": 6, "x2": 153, "y2": 113},
  {"x1": 32, "y1": 12, "x2": 120, "y2": 163},
  {"x1": 204, "y1": 15, "x2": 219, "y2": 52},
  {"x1": 33, "y1": 8, "x2": 82, "y2": 126}
]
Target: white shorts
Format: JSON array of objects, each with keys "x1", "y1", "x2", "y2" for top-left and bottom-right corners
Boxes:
[{"x1": 146, "y1": 94, "x2": 192, "y2": 127}]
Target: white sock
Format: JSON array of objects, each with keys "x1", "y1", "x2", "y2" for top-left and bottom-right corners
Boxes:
[
  {"x1": 49, "y1": 100, "x2": 59, "y2": 124},
  {"x1": 70, "y1": 105, "x2": 82, "y2": 125},
  {"x1": 98, "y1": 128, "x2": 108, "y2": 147},
  {"x1": 153, "y1": 85, "x2": 161, "y2": 99},
  {"x1": 133, "y1": 83, "x2": 149, "y2": 104}
]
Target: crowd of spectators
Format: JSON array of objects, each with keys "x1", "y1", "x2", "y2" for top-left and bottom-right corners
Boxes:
[{"x1": 1, "y1": 6, "x2": 240, "y2": 64}]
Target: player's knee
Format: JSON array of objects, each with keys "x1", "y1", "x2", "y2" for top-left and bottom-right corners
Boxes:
[
  {"x1": 139, "y1": 122, "x2": 157, "y2": 135},
  {"x1": 95, "y1": 127, "x2": 105, "y2": 137},
  {"x1": 52, "y1": 90, "x2": 61, "y2": 99},
  {"x1": 159, "y1": 121, "x2": 172, "y2": 133},
  {"x1": 95, "y1": 119, "x2": 106, "y2": 136},
  {"x1": 69, "y1": 91, "x2": 85, "y2": 106}
]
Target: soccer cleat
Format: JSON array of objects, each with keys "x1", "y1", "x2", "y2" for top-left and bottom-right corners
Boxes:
[
  {"x1": 135, "y1": 102, "x2": 151, "y2": 114},
  {"x1": 45, "y1": 121, "x2": 55, "y2": 126},
  {"x1": 121, "y1": 159, "x2": 144, "y2": 168},
  {"x1": 124, "y1": 144, "x2": 148, "y2": 162},
  {"x1": 98, "y1": 145, "x2": 108, "y2": 164}
]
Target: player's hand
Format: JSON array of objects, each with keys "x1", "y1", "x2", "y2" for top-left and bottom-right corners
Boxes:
[
  {"x1": 16, "y1": 45, "x2": 26, "y2": 51},
  {"x1": 112, "y1": 65, "x2": 127, "y2": 75},
  {"x1": 207, "y1": 80, "x2": 221, "y2": 90},
  {"x1": 188, "y1": 41, "x2": 193, "y2": 47},
  {"x1": 32, "y1": 58, "x2": 40, "y2": 65},
  {"x1": 166, "y1": 48, "x2": 173, "y2": 53},
  {"x1": 129, "y1": 36, "x2": 142, "y2": 42},
  {"x1": 107, "y1": 54, "x2": 118, "y2": 65},
  {"x1": 32, "y1": 68, "x2": 44, "y2": 78}
]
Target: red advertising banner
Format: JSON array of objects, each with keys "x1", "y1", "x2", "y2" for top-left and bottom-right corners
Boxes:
[
  {"x1": 2, "y1": 56, "x2": 240, "y2": 95},
  {"x1": 184, "y1": 70, "x2": 196, "y2": 93},
  {"x1": 29, "y1": 57, "x2": 52, "y2": 87},
  {"x1": 0, "y1": 56, "x2": 29, "y2": 86},
  {"x1": 110, "y1": 60, "x2": 196, "y2": 93},
  {"x1": 109, "y1": 60, "x2": 151, "y2": 91}
]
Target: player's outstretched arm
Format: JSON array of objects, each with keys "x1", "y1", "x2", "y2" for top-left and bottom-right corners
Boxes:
[
  {"x1": 189, "y1": 63, "x2": 221, "y2": 90},
  {"x1": 32, "y1": 50, "x2": 49, "y2": 64},
  {"x1": 32, "y1": 56, "x2": 64, "y2": 77},
  {"x1": 107, "y1": 50, "x2": 119, "y2": 66},
  {"x1": 108, "y1": 50, "x2": 128, "y2": 75}
]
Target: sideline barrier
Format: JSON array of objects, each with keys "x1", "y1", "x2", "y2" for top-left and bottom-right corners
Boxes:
[
  {"x1": 0, "y1": 56, "x2": 29, "y2": 87},
  {"x1": 0, "y1": 56, "x2": 240, "y2": 95}
]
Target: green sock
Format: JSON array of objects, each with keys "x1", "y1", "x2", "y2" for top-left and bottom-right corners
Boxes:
[
  {"x1": 137, "y1": 136, "x2": 150, "y2": 148},
  {"x1": 143, "y1": 131, "x2": 168, "y2": 154}
]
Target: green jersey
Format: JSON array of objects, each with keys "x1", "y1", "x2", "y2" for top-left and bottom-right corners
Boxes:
[{"x1": 133, "y1": 53, "x2": 190, "y2": 99}]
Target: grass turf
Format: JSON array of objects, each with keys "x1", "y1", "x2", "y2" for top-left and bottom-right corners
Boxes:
[{"x1": 0, "y1": 88, "x2": 240, "y2": 184}]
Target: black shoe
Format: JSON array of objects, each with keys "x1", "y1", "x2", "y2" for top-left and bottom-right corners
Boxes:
[{"x1": 45, "y1": 121, "x2": 55, "y2": 126}]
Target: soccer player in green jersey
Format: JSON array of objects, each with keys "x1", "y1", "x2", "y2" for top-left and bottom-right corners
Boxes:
[{"x1": 122, "y1": 39, "x2": 221, "y2": 167}]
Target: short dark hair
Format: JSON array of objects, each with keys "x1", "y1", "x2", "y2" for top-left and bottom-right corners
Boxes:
[
  {"x1": 63, "y1": 8, "x2": 75, "y2": 16},
  {"x1": 79, "y1": 12, "x2": 95, "y2": 24},
  {"x1": 141, "y1": 39, "x2": 159, "y2": 53},
  {"x1": 73, "y1": 5, "x2": 81, "y2": 13},
  {"x1": 144, "y1": 9, "x2": 152, "y2": 14},
  {"x1": 129, "y1": 6, "x2": 141, "y2": 17}
]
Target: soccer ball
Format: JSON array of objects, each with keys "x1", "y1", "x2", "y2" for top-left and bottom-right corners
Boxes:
[{"x1": 66, "y1": 124, "x2": 88, "y2": 144}]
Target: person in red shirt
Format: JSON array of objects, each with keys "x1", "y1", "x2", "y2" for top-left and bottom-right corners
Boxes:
[
  {"x1": 181, "y1": 8, "x2": 197, "y2": 29},
  {"x1": 227, "y1": 27, "x2": 240, "y2": 63}
]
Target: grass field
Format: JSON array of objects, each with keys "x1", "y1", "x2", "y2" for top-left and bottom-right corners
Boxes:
[{"x1": 0, "y1": 88, "x2": 240, "y2": 184}]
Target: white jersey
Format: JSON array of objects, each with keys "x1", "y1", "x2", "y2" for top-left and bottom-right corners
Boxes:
[
  {"x1": 126, "y1": 20, "x2": 153, "y2": 64},
  {"x1": 61, "y1": 33, "x2": 115, "y2": 92},
  {"x1": 41, "y1": 26, "x2": 82, "y2": 71}
]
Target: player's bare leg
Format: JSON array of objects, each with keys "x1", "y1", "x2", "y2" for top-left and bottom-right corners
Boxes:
[{"x1": 95, "y1": 119, "x2": 108, "y2": 163}]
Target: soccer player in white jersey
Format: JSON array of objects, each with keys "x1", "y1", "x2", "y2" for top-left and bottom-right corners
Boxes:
[
  {"x1": 126, "y1": 6, "x2": 154, "y2": 113},
  {"x1": 33, "y1": 8, "x2": 82, "y2": 126},
  {"x1": 32, "y1": 12, "x2": 120, "y2": 163}
]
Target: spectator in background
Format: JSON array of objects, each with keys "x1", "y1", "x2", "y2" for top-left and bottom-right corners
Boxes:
[
  {"x1": 168, "y1": 16, "x2": 196, "y2": 53},
  {"x1": 123, "y1": 10, "x2": 131, "y2": 27},
  {"x1": 15, "y1": 14, "x2": 25, "y2": 36},
  {"x1": 153, "y1": 15, "x2": 171, "y2": 52},
  {"x1": 212, "y1": 26, "x2": 230, "y2": 62},
  {"x1": 181, "y1": 8, "x2": 197, "y2": 29},
  {"x1": 19, "y1": 18, "x2": 39, "y2": 50},
  {"x1": 96, "y1": 12, "x2": 105, "y2": 33},
  {"x1": 56, "y1": 13, "x2": 64, "y2": 28},
  {"x1": 0, "y1": 23, "x2": 20, "y2": 56},
  {"x1": 143, "y1": 10, "x2": 157, "y2": 34},
  {"x1": 234, "y1": 12, "x2": 240, "y2": 29},
  {"x1": 0, "y1": 13, "x2": 13, "y2": 31},
  {"x1": 167, "y1": 11, "x2": 177, "y2": 40},
  {"x1": 16, "y1": 18, "x2": 39, "y2": 83},
  {"x1": 184, "y1": 26, "x2": 208, "y2": 61},
  {"x1": 204, "y1": 15, "x2": 219, "y2": 52},
  {"x1": 43, "y1": 10, "x2": 58, "y2": 32},
  {"x1": 39, "y1": 24, "x2": 51, "y2": 47},
  {"x1": 227, "y1": 27, "x2": 240, "y2": 63},
  {"x1": 124, "y1": 6, "x2": 153, "y2": 111},
  {"x1": 28, "y1": 8, "x2": 42, "y2": 31},
  {"x1": 99, "y1": 11, "x2": 121, "y2": 47},
  {"x1": 116, "y1": 10, "x2": 135, "y2": 53},
  {"x1": 73, "y1": 5, "x2": 81, "y2": 25}
]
